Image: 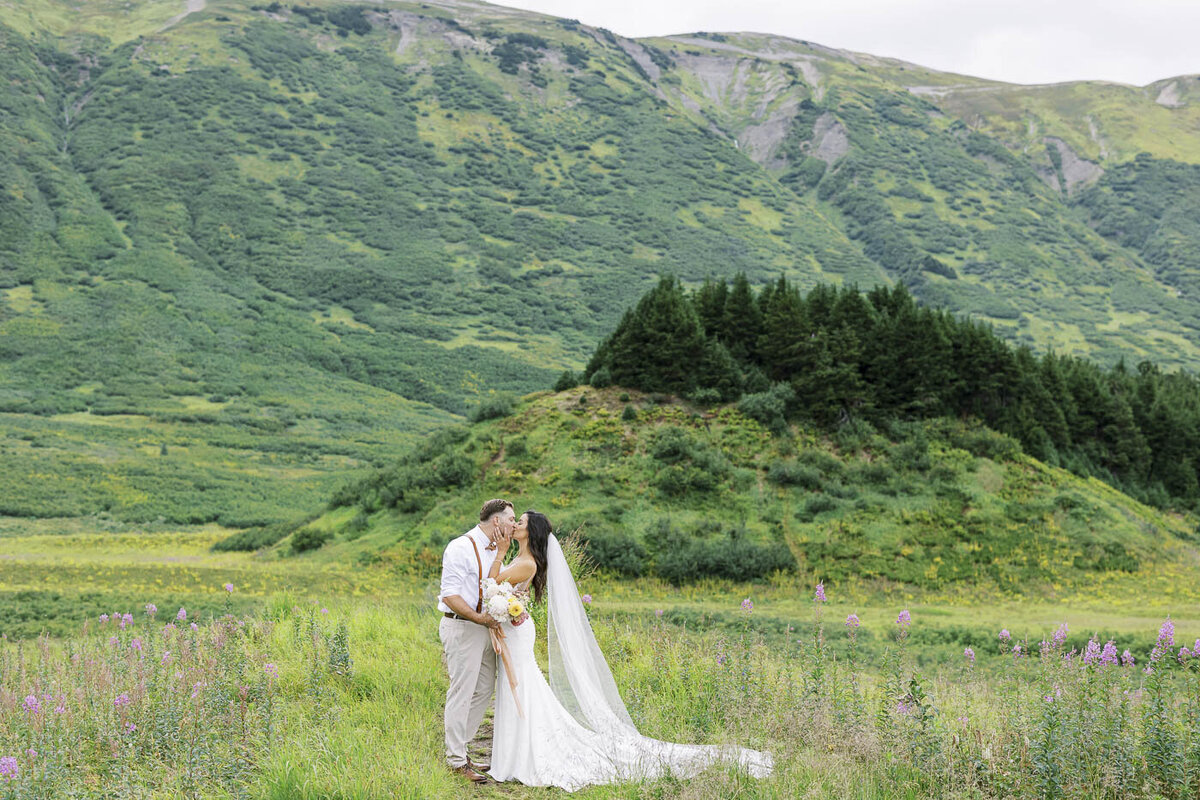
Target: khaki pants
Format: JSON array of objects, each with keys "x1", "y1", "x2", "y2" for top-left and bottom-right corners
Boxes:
[{"x1": 440, "y1": 616, "x2": 497, "y2": 768}]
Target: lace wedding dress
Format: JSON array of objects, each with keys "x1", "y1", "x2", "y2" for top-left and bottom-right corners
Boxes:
[{"x1": 488, "y1": 536, "x2": 772, "y2": 791}]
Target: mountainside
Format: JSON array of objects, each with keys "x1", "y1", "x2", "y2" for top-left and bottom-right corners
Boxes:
[
  {"x1": 3, "y1": 0, "x2": 1200, "y2": 525},
  {"x1": 271, "y1": 385, "x2": 1197, "y2": 595}
]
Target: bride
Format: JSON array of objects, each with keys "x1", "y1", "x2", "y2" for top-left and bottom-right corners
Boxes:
[{"x1": 480, "y1": 509, "x2": 772, "y2": 791}]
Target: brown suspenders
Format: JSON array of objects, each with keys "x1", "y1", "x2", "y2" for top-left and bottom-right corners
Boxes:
[{"x1": 466, "y1": 535, "x2": 484, "y2": 614}]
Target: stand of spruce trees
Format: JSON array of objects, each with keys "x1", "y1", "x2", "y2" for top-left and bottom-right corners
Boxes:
[{"x1": 581, "y1": 276, "x2": 1200, "y2": 510}]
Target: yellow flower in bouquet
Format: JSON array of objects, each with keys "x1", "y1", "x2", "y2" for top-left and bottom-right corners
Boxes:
[{"x1": 508, "y1": 598, "x2": 525, "y2": 619}]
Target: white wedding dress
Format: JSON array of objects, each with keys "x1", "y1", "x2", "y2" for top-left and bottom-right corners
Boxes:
[{"x1": 487, "y1": 536, "x2": 772, "y2": 792}]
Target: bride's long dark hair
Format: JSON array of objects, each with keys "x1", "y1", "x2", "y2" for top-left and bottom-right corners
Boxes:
[{"x1": 525, "y1": 510, "x2": 551, "y2": 603}]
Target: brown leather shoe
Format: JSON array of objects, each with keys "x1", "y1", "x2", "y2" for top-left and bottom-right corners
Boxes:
[
  {"x1": 469, "y1": 758, "x2": 490, "y2": 773},
  {"x1": 452, "y1": 764, "x2": 488, "y2": 783}
]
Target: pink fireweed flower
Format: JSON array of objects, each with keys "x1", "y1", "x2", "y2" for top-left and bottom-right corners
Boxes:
[
  {"x1": 114, "y1": 693, "x2": 130, "y2": 708},
  {"x1": 22, "y1": 695, "x2": 40, "y2": 715},
  {"x1": 53, "y1": 702, "x2": 66, "y2": 715},
  {"x1": 264, "y1": 663, "x2": 279, "y2": 681},
  {"x1": 162, "y1": 623, "x2": 176, "y2": 637},
  {"x1": 1179, "y1": 647, "x2": 1193, "y2": 662},
  {"x1": 740, "y1": 598, "x2": 753, "y2": 613},
  {"x1": 964, "y1": 647, "x2": 975, "y2": 665},
  {"x1": 655, "y1": 609, "x2": 663, "y2": 617},
  {"x1": 108, "y1": 636, "x2": 119, "y2": 647},
  {"x1": 161, "y1": 651, "x2": 171, "y2": 665},
  {"x1": 896, "y1": 609, "x2": 911, "y2": 638},
  {"x1": 1012, "y1": 644, "x2": 1023, "y2": 659},
  {"x1": 895, "y1": 698, "x2": 915, "y2": 716},
  {"x1": 845, "y1": 613, "x2": 861, "y2": 630},
  {"x1": 144, "y1": 603, "x2": 157, "y2": 617},
  {"x1": 1100, "y1": 640, "x2": 1119, "y2": 666},
  {"x1": 24, "y1": 749, "x2": 35, "y2": 759},
  {"x1": 191, "y1": 682, "x2": 205, "y2": 698},
  {"x1": 1151, "y1": 617, "x2": 1175, "y2": 663},
  {"x1": 190, "y1": 623, "x2": 198, "y2": 632},
  {"x1": 224, "y1": 583, "x2": 234, "y2": 593},
  {"x1": 0, "y1": 756, "x2": 17, "y2": 782},
  {"x1": 131, "y1": 638, "x2": 143, "y2": 652},
  {"x1": 176, "y1": 607, "x2": 187, "y2": 621},
  {"x1": 581, "y1": 594, "x2": 592, "y2": 605},
  {"x1": 1052, "y1": 622, "x2": 1069, "y2": 648},
  {"x1": 814, "y1": 583, "x2": 826, "y2": 603},
  {"x1": 320, "y1": 608, "x2": 329, "y2": 615},
  {"x1": 1123, "y1": 649, "x2": 1136, "y2": 667},
  {"x1": 999, "y1": 628, "x2": 1011, "y2": 642},
  {"x1": 125, "y1": 723, "x2": 136, "y2": 735},
  {"x1": 1083, "y1": 637, "x2": 1102, "y2": 666},
  {"x1": 99, "y1": 613, "x2": 109, "y2": 623}
]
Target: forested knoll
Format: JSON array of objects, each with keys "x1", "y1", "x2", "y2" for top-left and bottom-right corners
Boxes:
[{"x1": 3, "y1": 0, "x2": 1200, "y2": 526}]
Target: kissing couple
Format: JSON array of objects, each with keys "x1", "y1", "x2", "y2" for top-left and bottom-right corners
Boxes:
[{"x1": 437, "y1": 498, "x2": 772, "y2": 791}]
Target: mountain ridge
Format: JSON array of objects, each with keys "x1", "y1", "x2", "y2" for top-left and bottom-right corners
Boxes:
[{"x1": 4, "y1": 0, "x2": 1200, "y2": 526}]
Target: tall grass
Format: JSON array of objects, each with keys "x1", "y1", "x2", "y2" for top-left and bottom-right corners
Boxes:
[{"x1": 4, "y1": 587, "x2": 1200, "y2": 798}]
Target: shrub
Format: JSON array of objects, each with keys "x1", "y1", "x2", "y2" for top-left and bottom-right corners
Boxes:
[
  {"x1": 589, "y1": 366, "x2": 612, "y2": 388},
  {"x1": 290, "y1": 526, "x2": 333, "y2": 554},
  {"x1": 553, "y1": 370, "x2": 578, "y2": 391},
  {"x1": 621, "y1": 404, "x2": 638, "y2": 421},
  {"x1": 804, "y1": 495, "x2": 838, "y2": 516},
  {"x1": 211, "y1": 521, "x2": 295, "y2": 552},
  {"x1": 767, "y1": 460, "x2": 822, "y2": 489},
  {"x1": 470, "y1": 393, "x2": 515, "y2": 422},
  {"x1": 581, "y1": 529, "x2": 646, "y2": 576},
  {"x1": 738, "y1": 382, "x2": 794, "y2": 434}
]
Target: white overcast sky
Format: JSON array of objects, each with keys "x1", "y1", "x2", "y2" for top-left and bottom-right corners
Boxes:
[{"x1": 498, "y1": 0, "x2": 1200, "y2": 86}]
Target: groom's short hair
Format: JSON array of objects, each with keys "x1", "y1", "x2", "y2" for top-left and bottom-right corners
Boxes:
[{"x1": 479, "y1": 498, "x2": 513, "y2": 522}]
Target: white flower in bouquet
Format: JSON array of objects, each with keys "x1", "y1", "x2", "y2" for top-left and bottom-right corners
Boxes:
[{"x1": 487, "y1": 594, "x2": 511, "y2": 620}]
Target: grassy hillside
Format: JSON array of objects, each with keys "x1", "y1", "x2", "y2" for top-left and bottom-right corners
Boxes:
[
  {"x1": 279, "y1": 386, "x2": 1198, "y2": 595},
  {"x1": 3, "y1": 0, "x2": 1200, "y2": 527}
]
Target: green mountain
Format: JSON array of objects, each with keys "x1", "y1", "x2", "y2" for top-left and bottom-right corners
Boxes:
[
  {"x1": 273, "y1": 385, "x2": 1196, "y2": 594},
  {"x1": 3, "y1": 0, "x2": 1200, "y2": 526}
]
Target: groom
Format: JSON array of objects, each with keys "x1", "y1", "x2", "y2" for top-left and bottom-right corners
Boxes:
[{"x1": 438, "y1": 498, "x2": 516, "y2": 783}]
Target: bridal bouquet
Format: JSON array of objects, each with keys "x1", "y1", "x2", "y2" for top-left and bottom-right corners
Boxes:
[
  {"x1": 482, "y1": 577, "x2": 527, "y2": 718},
  {"x1": 483, "y1": 578, "x2": 529, "y2": 627}
]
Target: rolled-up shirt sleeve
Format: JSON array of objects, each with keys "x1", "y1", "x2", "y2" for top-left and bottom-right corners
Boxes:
[{"x1": 438, "y1": 538, "x2": 470, "y2": 612}]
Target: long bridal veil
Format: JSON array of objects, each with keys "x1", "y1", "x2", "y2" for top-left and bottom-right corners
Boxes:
[{"x1": 543, "y1": 534, "x2": 773, "y2": 779}]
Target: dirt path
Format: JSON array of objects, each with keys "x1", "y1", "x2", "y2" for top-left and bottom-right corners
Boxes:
[{"x1": 159, "y1": 0, "x2": 206, "y2": 32}]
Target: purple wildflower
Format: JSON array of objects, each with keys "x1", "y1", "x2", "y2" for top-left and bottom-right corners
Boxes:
[
  {"x1": 1179, "y1": 647, "x2": 1193, "y2": 662},
  {"x1": 845, "y1": 613, "x2": 861, "y2": 630},
  {"x1": 144, "y1": 603, "x2": 157, "y2": 617},
  {"x1": 964, "y1": 647, "x2": 975, "y2": 665},
  {"x1": 999, "y1": 628, "x2": 1011, "y2": 642},
  {"x1": 897, "y1": 609, "x2": 911, "y2": 635},
  {"x1": 99, "y1": 613, "x2": 109, "y2": 623},
  {"x1": 1013, "y1": 644, "x2": 1023, "y2": 659},
  {"x1": 114, "y1": 693, "x2": 130, "y2": 708},
  {"x1": 190, "y1": 623, "x2": 198, "y2": 632},
  {"x1": 161, "y1": 651, "x2": 171, "y2": 665},
  {"x1": 24, "y1": 749, "x2": 35, "y2": 759},
  {"x1": 321, "y1": 607, "x2": 329, "y2": 615},
  {"x1": 54, "y1": 702, "x2": 66, "y2": 715},
  {"x1": 0, "y1": 757, "x2": 17, "y2": 782},
  {"x1": 191, "y1": 682, "x2": 204, "y2": 698},
  {"x1": 1100, "y1": 640, "x2": 1119, "y2": 666},
  {"x1": 1152, "y1": 617, "x2": 1175, "y2": 663},
  {"x1": 655, "y1": 609, "x2": 663, "y2": 617},
  {"x1": 22, "y1": 695, "x2": 40, "y2": 715},
  {"x1": 1123, "y1": 649, "x2": 1136, "y2": 667},
  {"x1": 814, "y1": 582, "x2": 826, "y2": 603},
  {"x1": 1052, "y1": 622, "x2": 1069, "y2": 648},
  {"x1": 895, "y1": 698, "x2": 915, "y2": 716},
  {"x1": 131, "y1": 638, "x2": 143, "y2": 652},
  {"x1": 125, "y1": 723, "x2": 136, "y2": 735},
  {"x1": 1083, "y1": 637, "x2": 1102, "y2": 666},
  {"x1": 176, "y1": 607, "x2": 187, "y2": 621},
  {"x1": 264, "y1": 663, "x2": 279, "y2": 681},
  {"x1": 740, "y1": 598, "x2": 753, "y2": 613},
  {"x1": 224, "y1": 583, "x2": 234, "y2": 593},
  {"x1": 581, "y1": 594, "x2": 592, "y2": 605}
]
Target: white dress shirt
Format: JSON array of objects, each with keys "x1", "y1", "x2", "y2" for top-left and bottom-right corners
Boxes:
[{"x1": 437, "y1": 525, "x2": 494, "y2": 614}]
